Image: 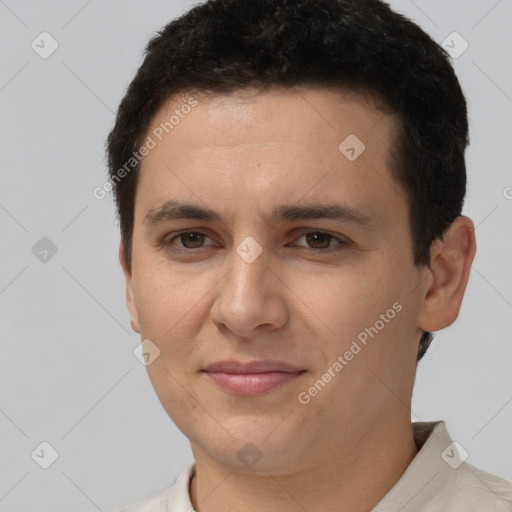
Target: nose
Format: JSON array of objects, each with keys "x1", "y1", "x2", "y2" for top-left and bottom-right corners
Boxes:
[{"x1": 209, "y1": 248, "x2": 289, "y2": 339}]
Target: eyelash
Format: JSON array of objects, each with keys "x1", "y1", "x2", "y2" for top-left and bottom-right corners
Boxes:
[{"x1": 161, "y1": 230, "x2": 350, "y2": 255}]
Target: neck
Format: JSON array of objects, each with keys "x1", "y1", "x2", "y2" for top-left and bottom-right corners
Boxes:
[{"x1": 189, "y1": 419, "x2": 418, "y2": 512}]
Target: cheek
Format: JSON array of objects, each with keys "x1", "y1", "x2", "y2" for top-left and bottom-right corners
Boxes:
[
  {"x1": 288, "y1": 263, "x2": 401, "y2": 345},
  {"x1": 132, "y1": 269, "x2": 206, "y2": 413},
  {"x1": 131, "y1": 266, "x2": 208, "y2": 359}
]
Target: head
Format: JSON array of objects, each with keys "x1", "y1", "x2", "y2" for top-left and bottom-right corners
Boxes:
[{"x1": 106, "y1": 0, "x2": 475, "y2": 475}]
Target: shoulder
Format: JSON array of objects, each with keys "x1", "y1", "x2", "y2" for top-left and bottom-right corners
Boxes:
[
  {"x1": 118, "y1": 484, "x2": 174, "y2": 512},
  {"x1": 432, "y1": 463, "x2": 512, "y2": 511},
  {"x1": 374, "y1": 422, "x2": 512, "y2": 512},
  {"x1": 418, "y1": 422, "x2": 512, "y2": 511},
  {"x1": 116, "y1": 463, "x2": 196, "y2": 512},
  {"x1": 416, "y1": 422, "x2": 512, "y2": 511}
]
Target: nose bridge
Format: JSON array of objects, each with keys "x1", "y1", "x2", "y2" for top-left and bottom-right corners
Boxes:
[
  {"x1": 211, "y1": 241, "x2": 287, "y2": 335},
  {"x1": 224, "y1": 244, "x2": 268, "y2": 310}
]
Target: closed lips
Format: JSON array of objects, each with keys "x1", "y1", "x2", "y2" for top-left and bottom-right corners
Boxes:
[{"x1": 202, "y1": 360, "x2": 306, "y2": 374}]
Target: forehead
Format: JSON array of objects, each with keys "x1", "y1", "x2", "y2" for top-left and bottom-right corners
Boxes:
[
  {"x1": 145, "y1": 86, "x2": 395, "y2": 153},
  {"x1": 135, "y1": 86, "x2": 405, "y2": 226}
]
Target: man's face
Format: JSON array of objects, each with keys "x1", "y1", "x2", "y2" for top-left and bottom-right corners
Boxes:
[{"x1": 123, "y1": 87, "x2": 429, "y2": 473}]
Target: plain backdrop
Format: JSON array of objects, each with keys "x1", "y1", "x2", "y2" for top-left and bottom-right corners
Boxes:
[{"x1": 0, "y1": 1, "x2": 511, "y2": 511}]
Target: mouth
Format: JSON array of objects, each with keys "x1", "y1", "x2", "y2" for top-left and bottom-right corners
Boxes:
[{"x1": 201, "y1": 360, "x2": 307, "y2": 396}]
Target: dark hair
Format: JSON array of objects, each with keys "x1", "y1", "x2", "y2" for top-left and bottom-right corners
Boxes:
[{"x1": 106, "y1": 0, "x2": 469, "y2": 361}]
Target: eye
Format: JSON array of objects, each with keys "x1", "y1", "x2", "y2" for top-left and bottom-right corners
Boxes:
[
  {"x1": 161, "y1": 230, "x2": 349, "y2": 255},
  {"x1": 163, "y1": 231, "x2": 216, "y2": 251},
  {"x1": 292, "y1": 231, "x2": 349, "y2": 252}
]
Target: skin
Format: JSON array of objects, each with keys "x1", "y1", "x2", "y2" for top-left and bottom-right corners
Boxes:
[{"x1": 120, "y1": 86, "x2": 476, "y2": 512}]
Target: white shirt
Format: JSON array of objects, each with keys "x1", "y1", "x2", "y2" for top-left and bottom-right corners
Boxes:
[{"x1": 118, "y1": 421, "x2": 512, "y2": 511}]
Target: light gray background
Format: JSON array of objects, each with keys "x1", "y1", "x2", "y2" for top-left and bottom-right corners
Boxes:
[{"x1": 0, "y1": 1, "x2": 511, "y2": 511}]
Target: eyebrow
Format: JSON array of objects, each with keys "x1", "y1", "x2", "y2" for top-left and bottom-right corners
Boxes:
[{"x1": 143, "y1": 200, "x2": 377, "y2": 229}]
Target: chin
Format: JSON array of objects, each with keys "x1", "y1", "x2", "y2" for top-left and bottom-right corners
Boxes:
[{"x1": 189, "y1": 415, "x2": 313, "y2": 475}]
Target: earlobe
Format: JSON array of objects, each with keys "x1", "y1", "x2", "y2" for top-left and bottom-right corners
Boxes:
[
  {"x1": 119, "y1": 241, "x2": 141, "y2": 334},
  {"x1": 417, "y1": 216, "x2": 476, "y2": 332}
]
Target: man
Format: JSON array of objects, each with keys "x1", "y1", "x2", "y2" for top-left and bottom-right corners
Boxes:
[{"x1": 107, "y1": 0, "x2": 512, "y2": 510}]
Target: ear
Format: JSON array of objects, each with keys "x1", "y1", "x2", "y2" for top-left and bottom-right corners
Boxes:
[
  {"x1": 417, "y1": 216, "x2": 476, "y2": 332},
  {"x1": 119, "y1": 241, "x2": 141, "y2": 334}
]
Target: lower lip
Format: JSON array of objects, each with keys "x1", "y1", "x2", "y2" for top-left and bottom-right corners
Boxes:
[{"x1": 203, "y1": 371, "x2": 305, "y2": 396}]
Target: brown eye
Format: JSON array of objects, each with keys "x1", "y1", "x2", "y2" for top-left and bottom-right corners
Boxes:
[
  {"x1": 305, "y1": 232, "x2": 333, "y2": 249},
  {"x1": 161, "y1": 230, "x2": 219, "y2": 254},
  {"x1": 292, "y1": 231, "x2": 349, "y2": 253},
  {"x1": 178, "y1": 232, "x2": 206, "y2": 248}
]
